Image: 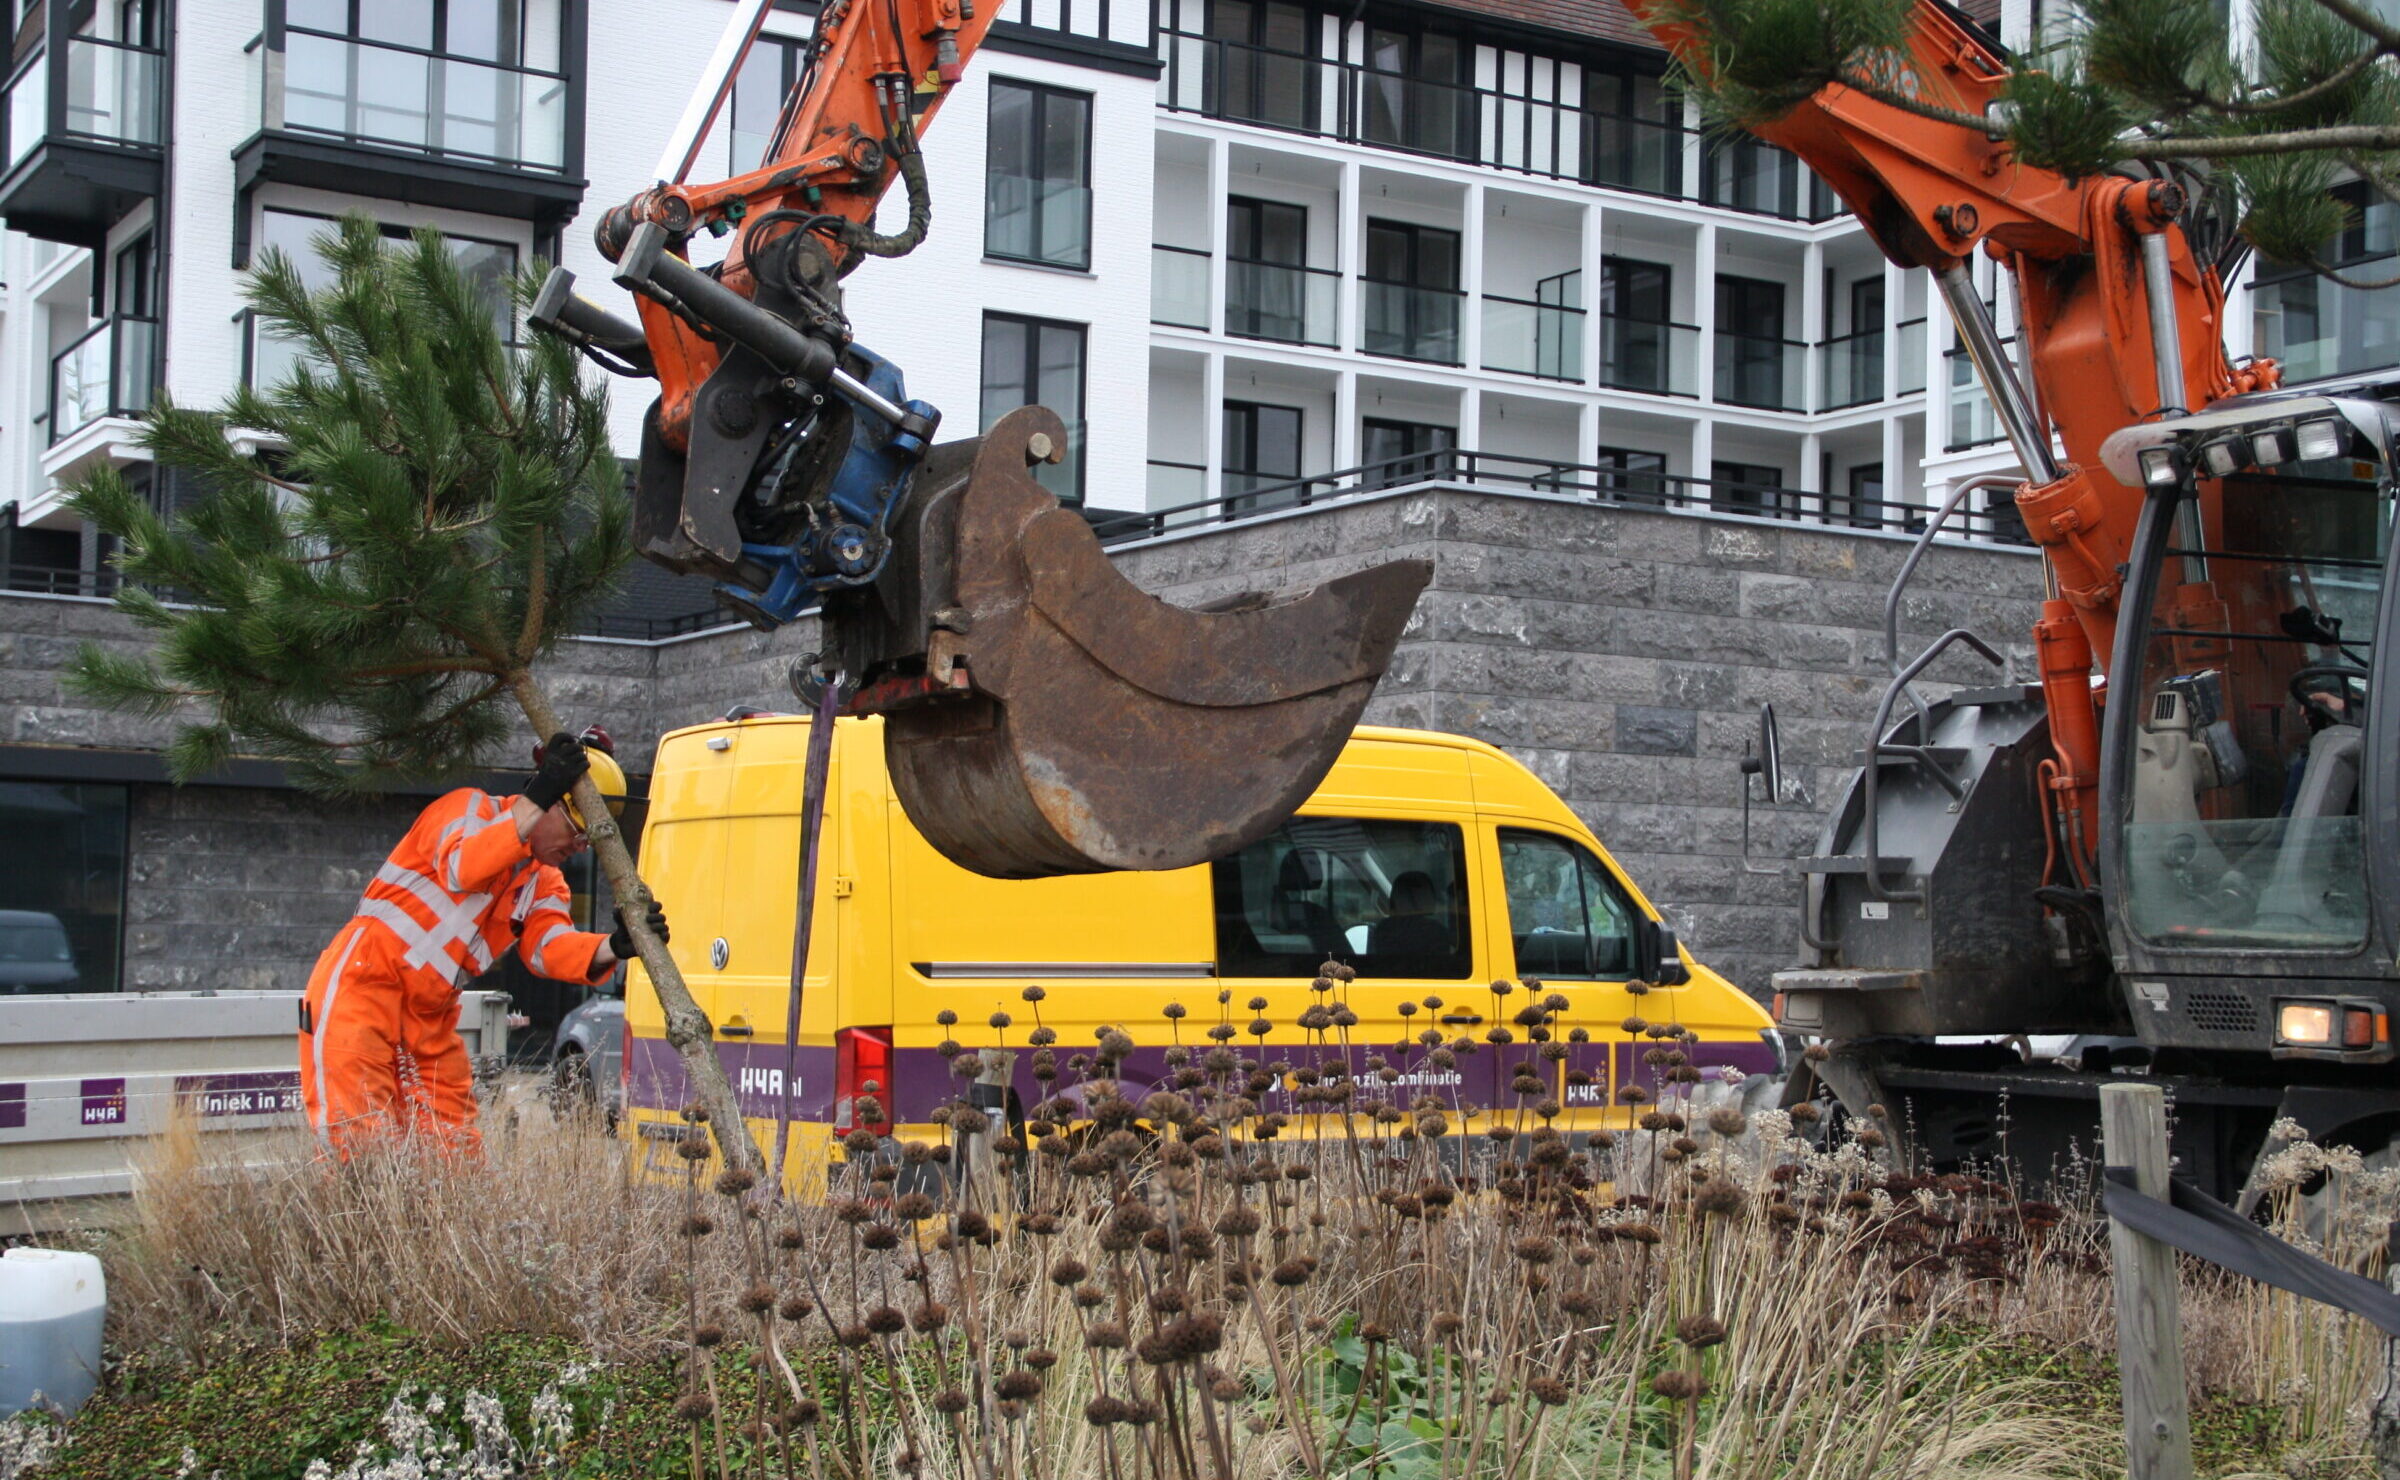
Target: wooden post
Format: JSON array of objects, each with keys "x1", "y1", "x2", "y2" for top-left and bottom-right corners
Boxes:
[
  {"x1": 2100, "y1": 1083, "x2": 2195, "y2": 1480},
  {"x1": 2369, "y1": 1220, "x2": 2400, "y2": 1479}
]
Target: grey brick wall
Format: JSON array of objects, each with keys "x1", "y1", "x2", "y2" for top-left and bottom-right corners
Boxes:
[{"x1": 0, "y1": 485, "x2": 2045, "y2": 997}]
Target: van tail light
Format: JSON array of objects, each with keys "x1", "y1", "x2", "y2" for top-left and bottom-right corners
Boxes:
[{"x1": 835, "y1": 1027, "x2": 893, "y2": 1134}]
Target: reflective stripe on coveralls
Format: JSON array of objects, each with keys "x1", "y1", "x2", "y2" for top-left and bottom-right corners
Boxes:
[{"x1": 309, "y1": 924, "x2": 369, "y2": 1138}]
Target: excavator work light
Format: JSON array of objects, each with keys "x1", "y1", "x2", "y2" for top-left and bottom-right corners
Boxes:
[
  {"x1": 2250, "y1": 428, "x2": 2294, "y2": 466},
  {"x1": 2295, "y1": 417, "x2": 2346, "y2": 462},
  {"x1": 2197, "y1": 437, "x2": 2244, "y2": 478},
  {"x1": 2138, "y1": 446, "x2": 2182, "y2": 487},
  {"x1": 2276, "y1": 1001, "x2": 2336, "y2": 1045}
]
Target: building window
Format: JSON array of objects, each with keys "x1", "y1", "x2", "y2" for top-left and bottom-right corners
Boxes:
[
  {"x1": 729, "y1": 35, "x2": 803, "y2": 173},
  {"x1": 248, "y1": 209, "x2": 517, "y2": 388},
  {"x1": 1839, "y1": 462, "x2": 1884, "y2": 528},
  {"x1": 0, "y1": 782, "x2": 128, "y2": 994},
  {"x1": 1711, "y1": 459, "x2": 1784, "y2": 517},
  {"x1": 1363, "y1": 219, "x2": 1461, "y2": 364},
  {"x1": 1221, "y1": 399, "x2": 1301, "y2": 510},
  {"x1": 981, "y1": 312, "x2": 1086, "y2": 503},
  {"x1": 1714, "y1": 274, "x2": 1791, "y2": 410},
  {"x1": 1359, "y1": 26, "x2": 1467, "y2": 160},
  {"x1": 1702, "y1": 135, "x2": 1801, "y2": 218},
  {"x1": 1204, "y1": 0, "x2": 1312, "y2": 132},
  {"x1": 1594, "y1": 445, "x2": 1669, "y2": 504},
  {"x1": 985, "y1": 80, "x2": 1092, "y2": 271},
  {"x1": 1226, "y1": 196, "x2": 1327, "y2": 344},
  {"x1": 1584, "y1": 70, "x2": 1680, "y2": 196},
  {"x1": 2252, "y1": 181, "x2": 2400, "y2": 384},
  {"x1": 1360, "y1": 417, "x2": 1454, "y2": 489},
  {"x1": 280, "y1": 0, "x2": 561, "y2": 170},
  {"x1": 1598, "y1": 256, "x2": 1679, "y2": 395},
  {"x1": 1213, "y1": 816, "x2": 1471, "y2": 979}
]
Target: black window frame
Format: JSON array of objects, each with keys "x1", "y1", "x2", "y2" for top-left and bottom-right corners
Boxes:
[
  {"x1": 980, "y1": 311, "x2": 1089, "y2": 505},
  {"x1": 1222, "y1": 398, "x2": 1303, "y2": 509},
  {"x1": 1711, "y1": 458, "x2": 1785, "y2": 518},
  {"x1": 284, "y1": 0, "x2": 525, "y2": 62},
  {"x1": 1204, "y1": 0, "x2": 1315, "y2": 132},
  {"x1": 1594, "y1": 444, "x2": 1670, "y2": 504},
  {"x1": 245, "y1": 206, "x2": 521, "y2": 386},
  {"x1": 1363, "y1": 218, "x2": 1462, "y2": 365},
  {"x1": 1358, "y1": 22, "x2": 1471, "y2": 160},
  {"x1": 0, "y1": 780, "x2": 131, "y2": 995},
  {"x1": 1360, "y1": 416, "x2": 1455, "y2": 490},
  {"x1": 984, "y1": 77, "x2": 1094, "y2": 272}
]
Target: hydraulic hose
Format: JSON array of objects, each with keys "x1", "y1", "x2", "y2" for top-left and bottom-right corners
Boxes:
[{"x1": 837, "y1": 136, "x2": 931, "y2": 268}]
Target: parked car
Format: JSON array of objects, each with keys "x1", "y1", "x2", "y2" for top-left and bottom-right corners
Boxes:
[
  {"x1": 0, "y1": 910, "x2": 77, "y2": 994},
  {"x1": 550, "y1": 981, "x2": 624, "y2": 1127}
]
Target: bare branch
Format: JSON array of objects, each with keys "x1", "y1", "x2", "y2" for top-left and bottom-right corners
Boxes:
[
  {"x1": 2126, "y1": 123, "x2": 2400, "y2": 158},
  {"x1": 2313, "y1": 0, "x2": 2400, "y2": 54},
  {"x1": 2209, "y1": 44, "x2": 2390, "y2": 117}
]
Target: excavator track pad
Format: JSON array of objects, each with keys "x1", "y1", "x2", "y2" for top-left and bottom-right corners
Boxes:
[{"x1": 825, "y1": 406, "x2": 1431, "y2": 878}]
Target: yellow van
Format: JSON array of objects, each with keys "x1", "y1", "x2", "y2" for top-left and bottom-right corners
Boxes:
[{"x1": 621, "y1": 717, "x2": 1776, "y2": 1187}]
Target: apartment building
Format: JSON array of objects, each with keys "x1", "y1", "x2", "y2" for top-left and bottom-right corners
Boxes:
[{"x1": 0, "y1": 0, "x2": 2370, "y2": 1004}]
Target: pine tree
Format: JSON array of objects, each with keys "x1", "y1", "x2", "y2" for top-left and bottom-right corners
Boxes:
[
  {"x1": 67, "y1": 215, "x2": 759, "y2": 1170},
  {"x1": 1647, "y1": 0, "x2": 2400, "y2": 280}
]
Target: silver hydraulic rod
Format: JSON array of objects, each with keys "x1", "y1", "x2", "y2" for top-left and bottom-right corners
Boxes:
[
  {"x1": 1936, "y1": 265, "x2": 2060, "y2": 486},
  {"x1": 2139, "y1": 231, "x2": 2208, "y2": 580},
  {"x1": 656, "y1": 0, "x2": 776, "y2": 184}
]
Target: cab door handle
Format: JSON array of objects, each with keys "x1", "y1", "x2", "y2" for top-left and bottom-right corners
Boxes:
[
  {"x1": 718, "y1": 1018, "x2": 754, "y2": 1038},
  {"x1": 1439, "y1": 1013, "x2": 1482, "y2": 1026}
]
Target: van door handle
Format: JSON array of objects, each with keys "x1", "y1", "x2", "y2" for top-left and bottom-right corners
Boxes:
[
  {"x1": 718, "y1": 1019, "x2": 754, "y2": 1038},
  {"x1": 1439, "y1": 1013, "x2": 1482, "y2": 1026}
]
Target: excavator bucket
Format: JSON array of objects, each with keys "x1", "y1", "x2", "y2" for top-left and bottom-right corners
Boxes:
[{"x1": 823, "y1": 406, "x2": 1432, "y2": 878}]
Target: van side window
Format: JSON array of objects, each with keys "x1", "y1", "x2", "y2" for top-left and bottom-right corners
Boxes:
[
  {"x1": 1213, "y1": 818, "x2": 1471, "y2": 979},
  {"x1": 1497, "y1": 829, "x2": 1637, "y2": 980}
]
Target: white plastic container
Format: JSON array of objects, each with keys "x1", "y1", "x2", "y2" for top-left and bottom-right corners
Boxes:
[{"x1": 0, "y1": 1247, "x2": 105, "y2": 1418}]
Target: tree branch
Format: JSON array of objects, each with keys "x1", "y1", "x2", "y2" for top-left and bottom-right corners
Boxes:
[
  {"x1": 517, "y1": 531, "x2": 547, "y2": 665},
  {"x1": 2125, "y1": 123, "x2": 2400, "y2": 159},
  {"x1": 349, "y1": 656, "x2": 497, "y2": 681},
  {"x1": 2313, "y1": 0, "x2": 2400, "y2": 54},
  {"x1": 2207, "y1": 44, "x2": 2390, "y2": 117}
]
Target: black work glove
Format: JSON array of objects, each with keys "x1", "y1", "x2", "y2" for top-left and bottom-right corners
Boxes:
[
  {"x1": 524, "y1": 731, "x2": 589, "y2": 812},
  {"x1": 609, "y1": 900, "x2": 668, "y2": 961}
]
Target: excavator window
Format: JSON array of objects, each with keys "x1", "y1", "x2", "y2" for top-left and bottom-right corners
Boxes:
[
  {"x1": 2122, "y1": 465, "x2": 2390, "y2": 950},
  {"x1": 1211, "y1": 818, "x2": 1471, "y2": 980}
]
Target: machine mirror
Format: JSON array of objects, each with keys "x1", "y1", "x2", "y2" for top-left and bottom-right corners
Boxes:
[{"x1": 1741, "y1": 703, "x2": 1784, "y2": 803}]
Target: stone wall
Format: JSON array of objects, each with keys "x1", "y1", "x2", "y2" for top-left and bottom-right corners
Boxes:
[{"x1": 0, "y1": 485, "x2": 2046, "y2": 997}]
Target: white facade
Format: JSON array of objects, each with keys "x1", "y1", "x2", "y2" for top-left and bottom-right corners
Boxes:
[{"x1": 0, "y1": 0, "x2": 2332, "y2": 596}]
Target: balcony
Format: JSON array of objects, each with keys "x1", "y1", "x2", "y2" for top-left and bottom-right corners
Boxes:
[
  {"x1": 1714, "y1": 331, "x2": 1808, "y2": 411},
  {"x1": 49, "y1": 315, "x2": 156, "y2": 445},
  {"x1": 234, "y1": 9, "x2": 586, "y2": 255},
  {"x1": 1361, "y1": 280, "x2": 1462, "y2": 365},
  {"x1": 0, "y1": 7, "x2": 164, "y2": 247},
  {"x1": 1818, "y1": 328, "x2": 1885, "y2": 410},
  {"x1": 1152, "y1": 245, "x2": 1210, "y2": 329},
  {"x1": 1483, "y1": 295, "x2": 1583, "y2": 381},
  {"x1": 1583, "y1": 112, "x2": 1682, "y2": 197},
  {"x1": 1228, "y1": 258, "x2": 1339, "y2": 347},
  {"x1": 1599, "y1": 316, "x2": 1699, "y2": 397}
]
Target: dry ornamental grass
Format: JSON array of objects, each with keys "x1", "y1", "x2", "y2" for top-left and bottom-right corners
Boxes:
[{"x1": 87, "y1": 972, "x2": 2400, "y2": 1480}]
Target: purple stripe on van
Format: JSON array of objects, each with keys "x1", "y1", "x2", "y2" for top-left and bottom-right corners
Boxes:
[
  {"x1": 1615, "y1": 1035, "x2": 1779, "y2": 1099},
  {"x1": 626, "y1": 1037, "x2": 839, "y2": 1120}
]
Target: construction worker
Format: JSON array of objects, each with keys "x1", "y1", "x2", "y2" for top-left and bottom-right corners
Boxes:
[{"x1": 297, "y1": 728, "x2": 668, "y2": 1156}]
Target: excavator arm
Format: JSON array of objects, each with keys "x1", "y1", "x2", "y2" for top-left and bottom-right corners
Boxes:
[
  {"x1": 1631, "y1": 0, "x2": 2281, "y2": 876},
  {"x1": 530, "y1": 0, "x2": 1429, "y2": 877}
]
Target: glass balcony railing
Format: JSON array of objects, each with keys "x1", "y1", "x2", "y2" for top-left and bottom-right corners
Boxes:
[
  {"x1": 49, "y1": 315, "x2": 157, "y2": 444},
  {"x1": 1483, "y1": 295, "x2": 1584, "y2": 381},
  {"x1": 1228, "y1": 258, "x2": 1340, "y2": 347},
  {"x1": 1583, "y1": 112, "x2": 1683, "y2": 197},
  {"x1": 1714, "y1": 331, "x2": 1809, "y2": 411},
  {"x1": 1151, "y1": 244, "x2": 1210, "y2": 329},
  {"x1": 1598, "y1": 317, "x2": 1699, "y2": 397},
  {"x1": 1818, "y1": 327, "x2": 1885, "y2": 410},
  {"x1": 1361, "y1": 280, "x2": 1463, "y2": 365},
  {"x1": 5, "y1": 35, "x2": 163, "y2": 168},
  {"x1": 1356, "y1": 69, "x2": 1475, "y2": 161},
  {"x1": 2253, "y1": 265, "x2": 2400, "y2": 384},
  {"x1": 986, "y1": 171, "x2": 1091, "y2": 269},
  {"x1": 1945, "y1": 342, "x2": 2007, "y2": 451},
  {"x1": 269, "y1": 28, "x2": 568, "y2": 171},
  {"x1": 1896, "y1": 317, "x2": 1928, "y2": 394},
  {"x1": 1146, "y1": 459, "x2": 1207, "y2": 508}
]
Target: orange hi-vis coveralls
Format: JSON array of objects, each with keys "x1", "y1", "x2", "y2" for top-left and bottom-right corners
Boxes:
[{"x1": 298, "y1": 788, "x2": 611, "y2": 1155}]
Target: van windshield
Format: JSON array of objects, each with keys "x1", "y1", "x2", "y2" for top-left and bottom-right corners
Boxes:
[{"x1": 1212, "y1": 817, "x2": 1471, "y2": 979}]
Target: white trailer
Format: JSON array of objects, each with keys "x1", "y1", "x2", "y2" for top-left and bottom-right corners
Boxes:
[{"x1": 0, "y1": 990, "x2": 511, "y2": 1235}]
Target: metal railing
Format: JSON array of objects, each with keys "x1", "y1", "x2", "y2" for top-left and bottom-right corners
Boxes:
[
  {"x1": 1087, "y1": 449, "x2": 2032, "y2": 545},
  {"x1": 1599, "y1": 317, "x2": 1700, "y2": 397},
  {"x1": 1361, "y1": 280, "x2": 1462, "y2": 364},
  {"x1": 263, "y1": 26, "x2": 568, "y2": 171},
  {"x1": 1483, "y1": 294, "x2": 1583, "y2": 381},
  {"x1": 1156, "y1": 31, "x2": 1836, "y2": 223},
  {"x1": 1714, "y1": 331, "x2": 1809, "y2": 411},
  {"x1": 1146, "y1": 459, "x2": 1207, "y2": 506},
  {"x1": 49, "y1": 315, "x2": 157, "y2": 444},
  {"x1": 1227, "y1": 257, "x2": 1339, "y2": 347},
  {"x1": 2, "y1": 563, "x2": 118, "y2": 598},
  {"x1": 4, "y1": 33, "x2": 163, "y2": 167},
  {"x1": 1151, "y1": 244, "x2": 1210, "y2": 329}
]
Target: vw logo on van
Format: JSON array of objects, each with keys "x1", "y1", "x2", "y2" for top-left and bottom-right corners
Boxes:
[{"x1": 710, "y1": 937, "x2": 730, "y2": 970}]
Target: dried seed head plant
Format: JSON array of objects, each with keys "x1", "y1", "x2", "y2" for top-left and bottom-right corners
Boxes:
[{"x1": 110, "y1": 979, "x2": 2396, "y2": 1479}]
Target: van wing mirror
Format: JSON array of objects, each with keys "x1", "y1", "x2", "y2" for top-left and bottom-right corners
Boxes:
[{"x1": 1635, "y1": 919, "x2": 1691, "y2": 986}]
